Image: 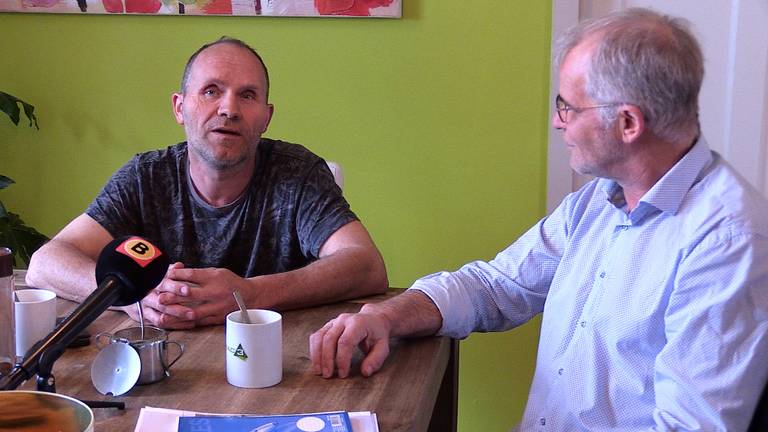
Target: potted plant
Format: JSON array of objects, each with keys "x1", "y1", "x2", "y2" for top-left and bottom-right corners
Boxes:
[{"x1": 0, "y1": 91, "x2": 48, "y2": 267}]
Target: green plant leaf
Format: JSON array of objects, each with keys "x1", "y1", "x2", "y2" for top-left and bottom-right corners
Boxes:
[
  {"x1": 0, "y1": 91, "x2": 44, "y2": 267},
  {"x1": 0, "y1": 175, "x2": 14, "y2": 190},
  {"x1": 20, "y1": 100, "x2": 38, "y2": 129},
  {"x1": 0, "y1": 92, "x2": 19, "y2": 125},
  {"x1": 0, "y1": 210, "x2": 48, "y2": 267},
  {"x1": 0, "y1": 91, "x2": 38, "y2": 129}
]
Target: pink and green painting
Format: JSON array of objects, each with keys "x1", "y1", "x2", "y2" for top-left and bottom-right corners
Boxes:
[{"x1": 0, "y1": 0, "x2": 401, "y2": 16}]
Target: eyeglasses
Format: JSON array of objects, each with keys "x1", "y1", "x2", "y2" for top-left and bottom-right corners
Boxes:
[{"x1": 555, "y1": 94, "x2": 621, "y2": 123}]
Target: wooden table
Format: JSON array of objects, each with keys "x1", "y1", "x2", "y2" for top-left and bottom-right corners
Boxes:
[{"x1": 19, "y1": 291, "x2": 458, "y2": 432}]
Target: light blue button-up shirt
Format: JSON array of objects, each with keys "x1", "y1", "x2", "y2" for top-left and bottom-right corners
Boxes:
[{"x1": 412, "y1": 138, "x2": 768, "y2": 431}]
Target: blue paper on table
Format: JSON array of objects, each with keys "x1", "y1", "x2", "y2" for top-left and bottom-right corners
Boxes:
[{"x1": 177, "y1": 411, "x2": 353, "y2": 432}]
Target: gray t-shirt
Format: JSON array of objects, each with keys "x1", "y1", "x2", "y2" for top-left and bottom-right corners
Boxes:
[{"x1": 86, "y1": 139, "x2": 357, "y2": 277}]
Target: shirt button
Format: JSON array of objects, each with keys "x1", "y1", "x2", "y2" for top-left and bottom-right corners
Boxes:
[
  {"x1": 599, "y1": 271, "x2": 606, "y2": 278},
  {"x1": 580, "y1": 321, "x2": 587, "y2": 327},
  {"x1": 558, "y1": 368, "x2": 564, "y2": 375},
  {"x1": 540, "y1": 417, "x2": 546, "y2": 426}
]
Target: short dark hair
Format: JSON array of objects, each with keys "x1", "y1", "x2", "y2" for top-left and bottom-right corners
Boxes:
[{"x1": 180, "y1": 36, "x2": 270, "y2": 100}]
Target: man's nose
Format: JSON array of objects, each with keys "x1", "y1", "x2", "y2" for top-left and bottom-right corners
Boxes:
[
  {"x1": 217, "y1": 92, "x2": 240, "y2": 119},
  {"x1": 552, "y1": 110, "x2": 565, "y2": 130}
]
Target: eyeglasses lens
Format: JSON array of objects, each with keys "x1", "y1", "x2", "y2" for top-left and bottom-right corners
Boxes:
[{"x1": 555, "y1": 95, "x2": 567, "y2": 122}]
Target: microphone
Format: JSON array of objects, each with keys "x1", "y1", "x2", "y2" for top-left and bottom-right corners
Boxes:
[{"x1": 0, "y1": 236, "x2": 169, "y2": 390}]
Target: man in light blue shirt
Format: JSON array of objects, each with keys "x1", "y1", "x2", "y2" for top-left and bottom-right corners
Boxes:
[{"x1": 309, "y1": 8, "x2": 768, "y2": 431}]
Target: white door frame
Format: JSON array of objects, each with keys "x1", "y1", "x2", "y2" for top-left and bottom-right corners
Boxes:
[{"x1": 546, "y1": 0, "x2": 579, "y2": 212}]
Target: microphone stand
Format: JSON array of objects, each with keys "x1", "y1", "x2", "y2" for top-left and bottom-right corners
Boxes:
[
  {"x1": 1, "y1": 278, "x2": 120, "y2": 390},
  {"x1": 35, "y1": 343, "x2": 64, "y2": 393},
  {"x1": 1, "y1": 235, "x2": 167, "y2": 411},
  {"x1": 34, "y1": 344, "x2": 126, "y2": 410},
  {"x1": 0, "y1": 279, "x2": 128, "y2": 410},
  {"x1": 0, "y1": 342, "x2": 126, "y2": 410}
]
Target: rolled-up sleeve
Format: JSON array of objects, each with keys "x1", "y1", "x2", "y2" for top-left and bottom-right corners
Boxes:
[{"x1": 410, "y1": 197, "x2": 573, "y2": 339}]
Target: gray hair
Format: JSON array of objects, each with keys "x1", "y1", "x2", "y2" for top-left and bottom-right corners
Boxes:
[{"x1": 554, "y1": 8, "x2": 703, "y2": 143}]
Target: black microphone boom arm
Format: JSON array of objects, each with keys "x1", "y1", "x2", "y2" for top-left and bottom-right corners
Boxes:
[
  {"x1": 0, "y1": 235, "x2": 168, "y2": 391},
  {"x1": 0, "y1": 277, "x2": 121, "y2": 390}
]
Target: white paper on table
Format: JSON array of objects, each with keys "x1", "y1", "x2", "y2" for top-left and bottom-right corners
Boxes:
[
  {"x1": 134, "y1": 406, "x2": 379, "y2": 432},
  {"x1": 349, "y1": 411, "x2": 380, "y2": 432},
  {"x1": 133, "y1": 406, "x2": 197, "y2": 432}
]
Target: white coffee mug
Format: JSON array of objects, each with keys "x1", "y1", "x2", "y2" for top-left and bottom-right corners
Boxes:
[
  {"x1": 225, "y1": 309, "x2": 282, "y2": 388},
  {"x1": 14, "y1": 289, "x2": 57, "y2": 359}
]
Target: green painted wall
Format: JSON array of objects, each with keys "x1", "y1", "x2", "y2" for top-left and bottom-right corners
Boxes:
[{"x1": 1, "y1": 2, "x2": 551, "y2": 430}]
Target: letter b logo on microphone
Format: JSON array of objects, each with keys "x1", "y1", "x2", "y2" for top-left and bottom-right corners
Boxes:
[
  {"x1": 115, "y1": 236, "x2": 163, "y2": 268},
  {"x1": 130, "y1": 242, "x2": 148, "y2": 255}
]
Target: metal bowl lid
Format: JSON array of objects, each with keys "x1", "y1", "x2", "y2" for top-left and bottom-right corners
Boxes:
[{"x1": 90, "y1": 343, "x2": 140, "y2": 396}]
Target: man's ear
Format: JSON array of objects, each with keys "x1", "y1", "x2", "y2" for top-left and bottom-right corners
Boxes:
[
  {"x1": 262, "y1": 103, "x2": 275, "y2": 134},
  {"x1": 617, "y1": 104, "x2": 645, "y2": 143},
  {"x1": 172, "y1": 93, "x2": 184, "y2": 125}
]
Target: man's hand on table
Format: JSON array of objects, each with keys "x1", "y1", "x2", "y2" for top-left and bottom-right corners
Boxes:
[
  {"x1": 309, "y1": 305, "x2": 393, "y2": 378},
  {"x1": 122, "y1": 262, "x2": 248, "y2": 329}
]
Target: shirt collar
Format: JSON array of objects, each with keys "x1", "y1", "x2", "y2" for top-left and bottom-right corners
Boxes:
[{"x1": 601, "y1": 136, "x2": 713, "y2": 217}]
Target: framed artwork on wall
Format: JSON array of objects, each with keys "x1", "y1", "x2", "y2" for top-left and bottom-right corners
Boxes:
[{"x1": 0, "y1": 0, "x2": 401, "y2": 17}]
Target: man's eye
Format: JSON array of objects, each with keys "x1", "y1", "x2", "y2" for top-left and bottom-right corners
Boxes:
[
  {"x1": 242, "y1": 92, "x2": 257, "y2": 100},
  {"x1": 203, "y1": 88, "x2": 218, "y2": 97}
]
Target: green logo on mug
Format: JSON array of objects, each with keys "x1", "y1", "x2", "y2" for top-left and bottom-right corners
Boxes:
[{"x1": 233, "y1": 343, "x2": 248, "y2": 361}]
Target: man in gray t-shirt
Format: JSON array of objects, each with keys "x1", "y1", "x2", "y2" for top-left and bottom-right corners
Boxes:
[
  {"x1": 27, "y1": 37, "x2": 387, "y2": 329},
  {"x1": 88, "y1": 138, "x2": 356, "y2": 277}
]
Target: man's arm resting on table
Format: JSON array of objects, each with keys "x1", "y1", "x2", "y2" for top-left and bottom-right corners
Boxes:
[
  {"x1": 26, "y1": 214, "x2": 112, "y2": 302},
  {"x1": 309, "y1": 289, "x2": 443, "y2": 378},
  {"x1": 253, "y1": 220, "x2": 388, "y2": 309},
  {"x1": 26, "y1": 214, "x2": 174, "y2": 326},
  {"x1": 157, "y1": 220, "x2": 388, "y2": 327}
]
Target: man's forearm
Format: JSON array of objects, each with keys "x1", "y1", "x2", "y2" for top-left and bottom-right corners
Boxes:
[
  {"x1": 360, "y1": 290, "x2": 443, "y2": 338},
  {"x1": 26, "y1": 240, "x2": 99, "y2": 303},
  {"x1": 245, "y1": 245, "x2": 388, "y2": 310}
]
